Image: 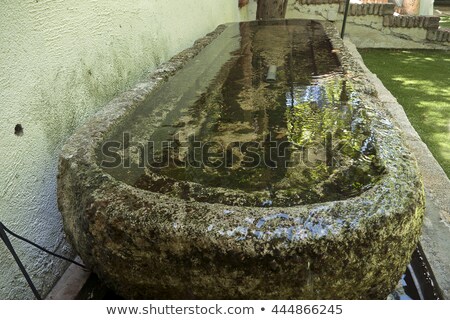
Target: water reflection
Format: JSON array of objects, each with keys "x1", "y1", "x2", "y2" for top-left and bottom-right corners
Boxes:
[{"x1": 100, "y1": 20, "x2": 385, "y2": 207}]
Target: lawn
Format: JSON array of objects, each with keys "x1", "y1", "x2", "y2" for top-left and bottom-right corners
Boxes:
[
  {"x1": 359, "y1": 49, "x2": 450, "y2": 178},
  {"x1": 440, "y1": 15, "x2": 450, "y2": 29}
]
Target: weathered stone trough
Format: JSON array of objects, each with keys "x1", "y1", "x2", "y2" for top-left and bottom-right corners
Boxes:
[{"x1": 58, "y1": 20, "x2": 424, "y2": 299}]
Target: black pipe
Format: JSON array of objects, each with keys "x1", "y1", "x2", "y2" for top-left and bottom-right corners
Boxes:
[{"x1": 340, "y1": 0, "x2": 351, "y2": 39}]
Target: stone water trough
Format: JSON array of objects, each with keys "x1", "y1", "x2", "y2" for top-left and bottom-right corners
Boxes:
[{"x1": 58, "y1": 20, "x2": 424, "y2": 299}]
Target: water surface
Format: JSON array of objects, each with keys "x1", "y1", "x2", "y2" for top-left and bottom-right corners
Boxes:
[{"x1": 100, "y1": 21, "x2": 384, "y2": 207}]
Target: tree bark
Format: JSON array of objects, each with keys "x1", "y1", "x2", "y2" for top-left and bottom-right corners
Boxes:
[
  {"x1": 238, "y1": 0, "x2": 249, "y2": 8},
  {"x1": 256, "y1": 0, "x2": 289, "y2": 20}
]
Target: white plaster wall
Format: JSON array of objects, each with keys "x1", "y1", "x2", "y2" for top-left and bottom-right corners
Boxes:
[{"x1": 0, "y1": 0, "x2": 239, "y2": 299}]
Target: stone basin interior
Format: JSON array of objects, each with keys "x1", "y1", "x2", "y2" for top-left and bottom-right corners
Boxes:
[{"x1": 99, "y1": 20, "x2": 385, "y2": 207}]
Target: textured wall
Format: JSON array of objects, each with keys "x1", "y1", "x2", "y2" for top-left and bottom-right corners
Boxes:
[{"x1": 0, "y1": 0, "x2": 239, "y2": 299}]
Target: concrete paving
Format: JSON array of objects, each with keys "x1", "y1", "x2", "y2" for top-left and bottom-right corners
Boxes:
[
  {"x1": 45, "y1": 257, "x2": 90, "y2": 300},
  {"x1": 346, "y1": 39, "x2": 450, "y2": 299}
]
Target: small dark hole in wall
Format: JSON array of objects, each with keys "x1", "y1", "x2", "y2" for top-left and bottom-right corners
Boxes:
[{"x1": 14, "y1": 124, "x2": 23, "y2": 136}]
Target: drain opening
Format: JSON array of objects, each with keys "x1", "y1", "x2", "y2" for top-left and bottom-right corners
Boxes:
[{"x1": 14, "y1": 124, "x2": 23, "y2": 136}]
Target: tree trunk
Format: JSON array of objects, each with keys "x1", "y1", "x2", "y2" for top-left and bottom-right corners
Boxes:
[
  {"x1": 256, "y1": 0, "x2": 289, "y2": 20},
  {"x1": 238, "y1": 0, "x2": 249, "y2": 8}
]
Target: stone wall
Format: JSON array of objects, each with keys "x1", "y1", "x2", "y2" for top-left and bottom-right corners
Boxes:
[
  {"x1": 338, "y1": 3, "x2": 396, "y2": 16},
  {"x1": 427, "y1": 28, "x2": 450, "y2": 41},
  {"x1": 382, "y1": 14, "x2": 440, "y2": 29},
  {"x1": 295, "y1": 0, "x2": 429, "y2": 15},
  {"x1": 288, "y1": 0, "x2": 449, "y2": 47}
]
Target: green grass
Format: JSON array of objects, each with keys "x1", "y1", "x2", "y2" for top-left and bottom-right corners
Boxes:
[
  {"x1": 440, "y1": 15, "x2": 450, "y2": 29},
  {"x1": 359, "y1": 49, "x2": 450, "y2": 178}
]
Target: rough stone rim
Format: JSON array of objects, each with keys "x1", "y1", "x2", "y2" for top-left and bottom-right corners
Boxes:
[{"x1": 58, "y1": 20, "x2": 424, "y2": 259}]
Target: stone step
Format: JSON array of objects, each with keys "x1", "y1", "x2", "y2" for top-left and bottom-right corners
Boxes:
[
  {"x1": 298, "y1": 1, "x2": 441, "y2": 31},
  {"x1": 337, "y1": 3, "x2": 395, "y2": 16},
  {"x1": 382, "y1": 15, "x2": 441, "y2": 30},
  {"x1": 426, "y1": 28, "x2": 450, "y2": 42}
]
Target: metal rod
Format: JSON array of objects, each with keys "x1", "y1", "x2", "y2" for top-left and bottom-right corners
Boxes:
[
  {"x1": 0, "y1": 222, "x2": 42, "y2": 299},
  {"x1": 340, "y1": 0, "x2": 351, "y2": 39}
]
